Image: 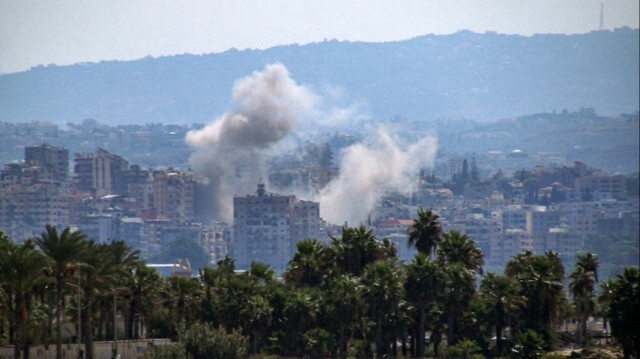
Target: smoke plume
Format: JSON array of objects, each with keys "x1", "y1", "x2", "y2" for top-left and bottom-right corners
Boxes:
[
  {"x1": 186, "y1": 63, "x2": 317, "y2": 221},
  {"x1": 316, "y1": 128, "x2": 437, "y2": 225}
]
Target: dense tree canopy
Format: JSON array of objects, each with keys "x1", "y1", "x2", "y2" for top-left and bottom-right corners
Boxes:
[{"x1": 0, "y1": 220, "x2": 637, "y2": 359}]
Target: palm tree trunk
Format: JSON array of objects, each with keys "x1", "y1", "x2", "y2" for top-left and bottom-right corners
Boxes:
[
  {"x1": 417, "y1": 308, "x2": 425, "y2": 358},
  {"x1": 125, "y1": 301, "x2": 134, "y2": 339},
  {"x1": 581, "y1": 314, "x2": 588, "y2": 346},
  {"x1": 375, "y1": 318, "x2": 384, "y2": 358},
  {"x1": 46, "y1": 291, "x2": 54, "y2": 346},
  {"x1": 496, "y1": 303, "x2": 504, "y2": 355},
  {"x1": 401, "y1": 336, "x2": 407, "y2": 357},
  {"x1": 82, "y1": 297, "x2": 94, "y2": 359},
  {"x1": 447, "y1": 315, "x2": 456, "y2": 345},
  {"x1": 22, "y1": 294, "x2": 32, "y2": 359},
  {"x1": 13, "y1": 295, "x2": 20, "y2": 359},
  {"x1": 431, "y1": 329, "x2": 442, "y2": 357}
]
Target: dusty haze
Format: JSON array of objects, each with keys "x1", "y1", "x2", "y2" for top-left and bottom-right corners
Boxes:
[
  {"x1": 186, "y1": 63, "x2": 438, "y2": 225},
  {"x1": 316, "y1": 128, "x2": 437, "y2": 225},
  {"x1": 186, "y1": 63, "x2": 317, "y2": 222}
]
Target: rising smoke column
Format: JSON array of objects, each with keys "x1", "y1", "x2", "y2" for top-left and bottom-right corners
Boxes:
[
  {"x1": 316, "y1": 128, "x2": 437, "y2": 225},
  {"x1": 186, "y1": 63, "x2": 317, "y2": 222}
]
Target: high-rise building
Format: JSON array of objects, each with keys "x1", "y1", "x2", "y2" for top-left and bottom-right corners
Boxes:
[
  {"x1": 232, "y1": 183, "x2": 320, "y2": 273},
  {"x1": 497, "y1": 229, "x2": 534, "y2": 265},
  {"x1": 0, "y1": 183, "x2": 70, "y2": 240},
  {"x1": 25, "y1": 143, "x2": 69, "y2": 181},
  {"x1": 73, "y1": 148, "x2": 129, "y2": 196},
  {"x1": 152, "y1": 170, "x2": 196, "y2": 223}
]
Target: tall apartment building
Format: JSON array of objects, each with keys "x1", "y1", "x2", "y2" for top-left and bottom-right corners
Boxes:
[
  {"x1": 574, "y1": 174, "x2": 626, "y2": 200},
  {"x1": 0, "y1": 183, "x2": 70, "y2": 240},
  {"x1": 502, "y1": 206, "x2": 528, "y2": 231},
  {"x1": 540, "y1": 228, "x2": 583, "y2": 260},
  {"x1": 526, "y1": 207, "x2": 563, "y2": 235},
  {"x1": 25, "y1": 143, "x2": 69, "y2": 181},
  {"x1": 1, "y1": 163, "x2": 57, "y2": 188},
  {"x1": 496, "y1": 229, "x2": 534, "y2": 266},
  {"x1": 233, "y1": 183, "x2": 320, "y2": 273},
  {"x1": 152, "y1": 170, "x2": 196, "y2": 223},
  {"x1": 74, "y1": 149, "x2": 129, "y2": 196},
  {"x1": 0, "y1": 144, "x2": 71, "y2": 240},
  {"x1": 448, "y1": 213, "x2": 502, "y2": 264}
]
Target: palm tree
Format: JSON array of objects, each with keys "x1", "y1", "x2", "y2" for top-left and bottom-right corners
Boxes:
[
  {"x1": 249, "y1": 261, "x2": 276, "y2": 284},
  {"x1": 600, "y1": 267, "x2": 639, "y2": 359},
  {"x1": 0, "y1": 232, "x2": 12, "y2": 345},
  {"x1": 104, "y1": 239, "x2": 140, "y2": 340},
  {"x1": 506, "y1": 251, "x2": 566, "y2": 347},
  {"x1": 575, "y1": 252, "x2": 599, "y2": 283},
  {"x1": 127, "y1": 263, "x2": 163, "y2": 339},
  {"x1": 329, "y1": 226, "x2": 396, "y2": 277},
  {"x1": 443, "y1": 263, "x2": 476, "y2": 345},
  {"x1": 479, "y1": 272, "x2": 526, "y2": 356},
  {"x1": 277, "y1": 287, "x2": 323, "y2": 357},
  {"x1": 438, "y1": 230, "x2": 484, "y2": 274},
  {"x1": 569, "y1": 253, "x2": 599, "y2": 345},
  {"x1": 404, "y1": 253, "x2": 446, "y2": 358},
  {"x1": 239, "y1": 292, "x2": 272, "y2": 354},
  {"x1": 164, "y1": 276, "x2": 202, "y2": 333},
  {"x1": 511, "y1": 329, "x2": 545, "y2": 359},
  {"x1": 408, "y1": 208, "x2": 442, "y2": 256},
  {"x1": 34, "y1": 225, "x2": 87, "y2": 359},
  {"x1": 76, "y1": 241, "x2": 118, "y2": 359},
  {"x1": 324, "y1": 274, "x2": 360, "y2": 359},
  {"x1": 360, "y1": 259, "x2": 405, "y2": 357},
  {"x1": 597, "y1": 280, "x2": 614, "y2": 338},
  {"x1": 285, "y1": 239, "x2": 327, "y2": 286},
  {"x1": 0, "y1": 236, "x2": 47, "y2": 359}
]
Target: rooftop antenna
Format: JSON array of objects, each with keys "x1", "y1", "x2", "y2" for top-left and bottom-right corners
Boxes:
[{"x1": 599, "y1": 3, "x2": 604, "y2": 31}]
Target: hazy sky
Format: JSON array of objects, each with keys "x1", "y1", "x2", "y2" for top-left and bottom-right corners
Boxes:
[{"x1": 1, "y1": 0, "x2": 638, "y2": 74}]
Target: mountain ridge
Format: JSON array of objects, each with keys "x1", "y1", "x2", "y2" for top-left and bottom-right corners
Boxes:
[{"x1": 1, "y1": 28, "x2": 637, "y2": 126}]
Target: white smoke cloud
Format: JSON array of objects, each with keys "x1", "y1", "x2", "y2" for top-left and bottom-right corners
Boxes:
[
  {"x1": 316, "y1": 127, "x2": 437, "y2": 225},
  {"x1": 186, "y1": 63, "x2": 317, "y2": 221},
  {"x1": 186, "y1": 62, "x2": 438, "y2": 226}
]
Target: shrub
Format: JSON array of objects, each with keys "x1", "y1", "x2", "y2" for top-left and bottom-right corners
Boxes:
[
  {"x1": 444, "y1": 339, "x2": 485, "y2": 359},
  {"x1": 510, "y1": 330, "x2": 546, "y2": 359},
  {"x1": 303, "y1": 328, "x2": 336, "y2": 358},
  {"x1": 179, "y1": 322, "x2": 248, "y2": 359},
  {"x1": 142, "y1": 343, "x2": 188, "y2": 359}
]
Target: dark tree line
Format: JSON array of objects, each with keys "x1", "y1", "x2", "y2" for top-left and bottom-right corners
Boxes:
[{"x1": 1, "y1": 212, "x2": 638, "y2": 358}]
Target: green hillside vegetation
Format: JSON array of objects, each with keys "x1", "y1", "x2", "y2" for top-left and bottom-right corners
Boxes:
[{"x1": 0, "y1": 215, "x2": 638, "y2": 359}]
